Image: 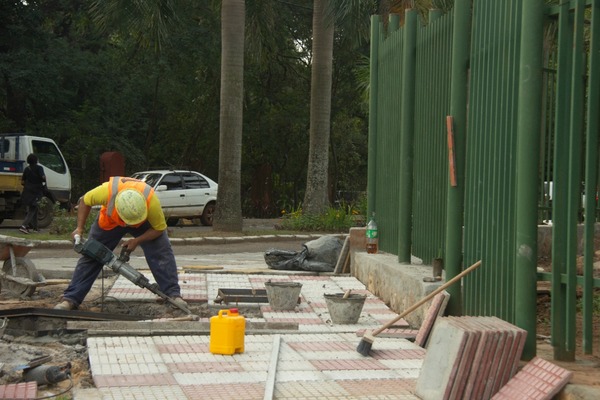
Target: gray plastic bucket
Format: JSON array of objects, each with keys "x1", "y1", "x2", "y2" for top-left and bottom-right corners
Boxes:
[
  {"x1": 264, "y1": 281, "x2": 302, "y2": 310},
  {"x1": 324, "y1": 293, "x2": 367, "y2": 324}
]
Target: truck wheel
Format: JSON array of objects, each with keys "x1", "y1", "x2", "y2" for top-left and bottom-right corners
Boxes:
[
  {"x1": 36, "y1": 197, "x2": 54, "y2": 228},
  {"x1": 166, "y1": 218, "x2": 179, "y2": 227},
  {"x1": 1, "y1": 257, "x2": 42, "y2": 297},
  {"x1": 200, "y1": 202, "x2": 215, "y2": 226}
]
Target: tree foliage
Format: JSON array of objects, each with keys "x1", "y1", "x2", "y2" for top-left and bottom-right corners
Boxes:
[{"x1": 0, "y1": 0, "x2": 370, "y2": 215}]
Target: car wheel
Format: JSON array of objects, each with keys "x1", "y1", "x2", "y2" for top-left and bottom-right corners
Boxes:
[
  {"x1": 166, "y1": 218, "x2": 179, "y2": 227},
  {"x1": 200, "y1": 202, "x2": 215, "y2": 226}
]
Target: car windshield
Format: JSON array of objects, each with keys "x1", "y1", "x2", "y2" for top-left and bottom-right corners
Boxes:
[{"x1": 131, "y1": 173, "x2": 163, "y2": 188}]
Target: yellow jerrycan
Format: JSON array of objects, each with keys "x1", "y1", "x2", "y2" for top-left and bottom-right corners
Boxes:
[{"x1": 209, "y1": 308, "x2": 245, "y2": 355}]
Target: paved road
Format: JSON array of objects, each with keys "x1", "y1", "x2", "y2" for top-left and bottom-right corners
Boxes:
[{"x1": 28, "y1": 237, "x2": 309, "y2": 259}]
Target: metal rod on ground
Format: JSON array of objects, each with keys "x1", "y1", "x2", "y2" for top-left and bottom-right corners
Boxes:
[
  {"x1": 356, "y1": 260, "x2": 482, "y2": 356},
  {"x1": 264, "y1": 335, "x2": 282, "y2": 400}
]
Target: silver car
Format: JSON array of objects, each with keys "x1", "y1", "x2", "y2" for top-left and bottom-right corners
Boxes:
[{"x1": 131, "y1": 170, "x2": 218, "y2": 226}]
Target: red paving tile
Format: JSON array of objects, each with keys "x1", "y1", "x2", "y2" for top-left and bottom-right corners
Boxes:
[
  {"x1": 371, "y1": 348, "x2": 426, "y2": 360},
  {"x1": 447, "y1": 318, "x2": 482, "y2": 400},
  {"x1": 311, "y1": 358, "x2": 389, "y2": 371},
  {"x1": 288, "y1": 341, "x2": 355, "y2": 352},
  {"x1": 94, "y1": 373, "x2": 178, "y2": 387},
  {"x1": 491, "y1": 357, "x2": 573, "y2": 400},
  {"x1": 157, "y1": 343, "x2": 208, "y2": 354},
  {"x1": 0, "y1": 382, "x2": 37, "y2": 399},
  {"x1": 168, "y1": 361, "x2": 245, "y2": 373},
  {"x1": 338, "y1": 378, "x2": 417, "y2": 396},
  {"x1": 182, "y1": 383, "x2": 265, "y2": 400},
  {"x1": 414, "y1": 291, "x2": 449, "y2": 347}
]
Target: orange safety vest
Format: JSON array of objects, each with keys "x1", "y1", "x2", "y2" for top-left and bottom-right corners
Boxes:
[{"x1": 98, "y1": 177, "x2": 154, "y2": 230}]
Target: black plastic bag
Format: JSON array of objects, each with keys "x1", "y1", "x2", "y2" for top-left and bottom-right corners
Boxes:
[{"x1": 264, "y1": 236, "x2": 343, "y2": 272}]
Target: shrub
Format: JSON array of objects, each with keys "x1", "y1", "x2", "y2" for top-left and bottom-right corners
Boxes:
[
  {"x1": 279, "y1": 205, "x2": 356, "y2": 232},
  {"x1": 49, "y1": 204, "x2": 98, "y2": 235}
]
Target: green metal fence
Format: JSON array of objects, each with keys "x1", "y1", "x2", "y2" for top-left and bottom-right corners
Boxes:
[
  {"x1": 462, "y1": 0, "x2": 523, "y2": 324},
  {"x1": 538, "y1": 0, "x2": 600, "y2": 361},
  {"x1": 411, "y1": 11, "x2": 453, "y2": 265},
  {"x1": 368, "y1": 0, "x2": 599, "y2": 361}
]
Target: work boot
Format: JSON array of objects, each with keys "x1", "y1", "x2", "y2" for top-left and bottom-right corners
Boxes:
[
  {"x1": 54, "y1": 300, "x2": 76, "y2": 311},
  {"x1": 170, "y1": 296, "x2": 189, "y2": 310}
]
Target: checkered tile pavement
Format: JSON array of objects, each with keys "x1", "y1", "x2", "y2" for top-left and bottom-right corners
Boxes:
[{"x1": 77, "y1": 271, "x2": 424, "y2": 399}]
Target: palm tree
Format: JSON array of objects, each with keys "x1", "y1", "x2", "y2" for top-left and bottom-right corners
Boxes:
[
  {"x1": 303, "y1": 0, "x2": 335, "y2": 215},
  {"x1": 303, "y1": 0, "x2": 375, "y2": 215},
  {"x1": 213, "y1": 0, "x2": 245, "y2": 231}
]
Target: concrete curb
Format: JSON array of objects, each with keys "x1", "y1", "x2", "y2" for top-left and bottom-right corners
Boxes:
[{"x1": 34, "y1": 233, "x2": 346, "y2": 250}]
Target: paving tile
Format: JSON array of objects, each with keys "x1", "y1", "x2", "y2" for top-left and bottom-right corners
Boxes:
[
  {"x1": 414, "y1": 291, "x2": 450, "y2": 348},
  {"x1": 77, "y1": 385, "x2": 188, "y2": 400},
  {"x1": 415, "y1": 317, "x2": 470, "y2": 400},
  {"x1": 471, "y1": 321, "x2": 501, "y2": 399},
  {"x1": 480, "y1": 319, "x2": 508, "y2": 399},
  {"x1": 445, "y1": 317, "x2": 482, "y2": 400},
  {"x1": 93, "y1": 373, "x2": 177, "y2": 388},
  {"x1": 491, "y1": 357, "x2": 573, "y2": 400},
  {"x1": 91, "y1": 272, "x2": 435, "y2": 399},
  {"x1": 181, "y1": 383, "x2": 265, "y2": 400},
  {"x1": 0, "y1": 382, "x2": 37, "y2": 399},
  {"x1": 337, "y1": 378, "x2": 418, "y2": 397}
]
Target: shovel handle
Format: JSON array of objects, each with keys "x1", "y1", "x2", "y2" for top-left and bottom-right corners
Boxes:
[{"x1": 372, "y1": 260, "x2": 482, "y2": 337}]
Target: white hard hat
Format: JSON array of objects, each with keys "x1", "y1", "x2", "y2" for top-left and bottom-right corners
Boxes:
[{"x1": 115, "y1": 189, "x2": 147, "y2": 225}]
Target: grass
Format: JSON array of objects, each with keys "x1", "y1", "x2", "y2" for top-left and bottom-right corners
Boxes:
[{"x1": 7, "y1": 203, "x2": 366, "y2": 241}]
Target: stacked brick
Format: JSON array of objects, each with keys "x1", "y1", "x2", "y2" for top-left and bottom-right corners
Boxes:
[{"x1": 416, "y1": 316, "x2": 528, "y2": 400}]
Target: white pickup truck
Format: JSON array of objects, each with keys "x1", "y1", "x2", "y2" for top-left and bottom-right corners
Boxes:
[{"x1": 0, "y1": 134, "x2": 71, "y2": 227}]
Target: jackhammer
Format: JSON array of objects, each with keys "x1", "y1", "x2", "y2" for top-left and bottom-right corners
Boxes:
[{"x1": 73, "y1": 235, "x2": 192, "y2": 315}]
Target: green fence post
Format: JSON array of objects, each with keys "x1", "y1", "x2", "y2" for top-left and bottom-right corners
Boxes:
[
  {"x1": 563, "y1": 0, "x2": 586, "y2": 361},
  {"x1": 583, "y1": 0, "x2": 600, "y2": 355},
  {"x1": 552, "y1": 0, "x2": 574, "y2": 362},
  {"x1": 445, "y1": 0, "x2": 471, "y2": 316},
  {"x1": 515, "y1": 0, "x2": 545, "y2": 361},
  {"x1": 367, "y1": 15, "x2": 381, "y2": 218},
  {"x1": 397, "y1": 10, "x2": 418, "y2": 263}
]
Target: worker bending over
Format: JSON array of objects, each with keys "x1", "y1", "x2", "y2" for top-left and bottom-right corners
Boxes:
[{"x1": 55, "y1": 176, "x2": 187, "y2": 311}]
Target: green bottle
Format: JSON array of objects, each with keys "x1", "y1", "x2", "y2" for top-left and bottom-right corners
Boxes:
[{"x1": 366, "y1": 213, "x2": 378, "y2": 254}]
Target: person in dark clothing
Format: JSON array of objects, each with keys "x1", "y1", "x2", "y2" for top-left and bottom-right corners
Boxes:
[{"x1": 20, "y1": 153, "x2": 46, "y2": 234}]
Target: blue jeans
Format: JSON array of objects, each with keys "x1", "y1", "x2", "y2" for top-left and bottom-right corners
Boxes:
[{"x1": 62, "y1": 219, "x2": 181, "y2": 307}]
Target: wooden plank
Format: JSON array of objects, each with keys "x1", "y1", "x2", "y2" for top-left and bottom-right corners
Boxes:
[
  {"x1": 264, "y1": 335, "x2": 282, "y2": 400},
  {"x1": 334, "y1": 236, "x2": 350, "y2": 274}
]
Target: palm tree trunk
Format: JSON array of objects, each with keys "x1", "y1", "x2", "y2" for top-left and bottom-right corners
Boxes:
[
  {"x1": 214, "y1": 0, "x2": 245, "y2": 231},
  {"x1": 303, "y1": 0, "x2": 334, "y2": 215}
]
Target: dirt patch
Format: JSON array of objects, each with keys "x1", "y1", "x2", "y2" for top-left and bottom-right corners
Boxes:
[
  {"x1": 535, "y1": 237, "x2": 600, "y2": 388},
  {"x1": 0, "y1": 276, "x2": 213, "y2": 397}
]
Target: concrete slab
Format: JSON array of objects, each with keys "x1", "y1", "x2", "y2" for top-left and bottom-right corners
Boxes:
[
  {"x1": 415, "y1": 317, "x2": 470, "y2": 400},
  {"x1": 352, "y1": 252, "x2": 441, "y2": 327}
]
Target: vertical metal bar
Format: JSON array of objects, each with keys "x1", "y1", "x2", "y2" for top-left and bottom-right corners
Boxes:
[
  {"x1": 367, "y1": 15, "x2": 380, "y2": 219},
  {"x1": 582, "y1": 0, "x2": 599, "y2": 354},
  {"x1": 515, "y1": 0, "x2": 544, "y2": 361},
  {"x1": 429, "y1": 8, "x2": 442, "y2": 23},
  {"x1": 446, "y1": 0, "x2": 471, "y2": 316},
  {"x1": 397, "y1": 10, "x2": 418, "y2": 263},
  {"x1": 563, "y1": 0, "x2": 585, "y2": 361},
  {"x1": 551, "y1": 0, "x2": 574, "y2": 362}
]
